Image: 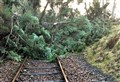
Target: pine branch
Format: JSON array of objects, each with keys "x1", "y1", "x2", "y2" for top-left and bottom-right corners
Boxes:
[{"x1": 5, "y1": 15, "x2": 14, "y2": 47}]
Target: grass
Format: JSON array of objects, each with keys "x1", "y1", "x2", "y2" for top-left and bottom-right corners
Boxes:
[{"x1": 84, "y1": 25, "x2": 120, "y2": 81}]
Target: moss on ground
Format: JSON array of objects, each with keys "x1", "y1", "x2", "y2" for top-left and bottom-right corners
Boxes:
[{"x1": 84, "y1": 25, "x2": 120, "y2": 82}]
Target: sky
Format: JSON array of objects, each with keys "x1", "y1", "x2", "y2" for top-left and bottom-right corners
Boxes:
[{"x1": 40, "y1": 0, "x2": 120, "y2": 18}]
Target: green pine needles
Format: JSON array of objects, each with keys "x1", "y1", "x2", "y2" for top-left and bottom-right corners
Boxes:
[
  {"x1": 0, "y1": 14, "x2": 109, "y2": 61},
  {"x1": 0, "y1": 0, "x2": 110, "y2": 61}
]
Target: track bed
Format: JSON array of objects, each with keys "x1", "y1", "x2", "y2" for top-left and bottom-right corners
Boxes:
[{"x1": 12, "y1": 59, "x2": 66, "y2": 82}]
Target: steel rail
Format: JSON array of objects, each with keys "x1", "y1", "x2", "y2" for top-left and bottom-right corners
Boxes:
[
  {"x1": 57, "y1": 57, "x2": 69, "y2": 82},
  {"x1": 12, "y1": 57, "x2": 68, "y2": 82},
  {"x1": 12, "y1": 57, "x2": 27, "y2": 82}
]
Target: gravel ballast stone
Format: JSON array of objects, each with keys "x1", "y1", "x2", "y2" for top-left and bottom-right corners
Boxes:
[{"x1": 59, "y1": 54, "x2": 116, "y2": 82}]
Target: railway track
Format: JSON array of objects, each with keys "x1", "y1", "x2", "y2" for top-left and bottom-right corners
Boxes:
[{"x1": 12, "y1": 57, "x2": 68, "y2": 82}]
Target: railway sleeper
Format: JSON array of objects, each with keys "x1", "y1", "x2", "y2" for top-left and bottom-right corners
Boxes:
[{"x1": 22, "y1": 71, "x2": 61, "y2": 75}]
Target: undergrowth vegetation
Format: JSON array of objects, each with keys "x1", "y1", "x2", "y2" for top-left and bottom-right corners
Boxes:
[
  {"x1": 84, "y1": 25, "x2": 120, "y2": 81},
  {"x1": 0, "y1": 0, "x2": 111, "y2": 61}
]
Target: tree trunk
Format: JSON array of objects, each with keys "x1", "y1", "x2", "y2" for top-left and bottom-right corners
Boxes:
[{"x1": 112, "y1": 0, "x2": 116, "y2": 18}]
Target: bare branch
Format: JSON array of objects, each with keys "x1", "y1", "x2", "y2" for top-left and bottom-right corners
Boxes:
[{"x1": 39, "y1": 1, "x2": 49, "y2": 23}]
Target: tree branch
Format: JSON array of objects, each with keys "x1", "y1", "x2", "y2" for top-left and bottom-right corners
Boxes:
[
  {"x1": 5, "y1": 15, "x2": 14, "y2": 46},
  {"x1": 39, "y1": 1, "x2": 49, "y2": 23}
]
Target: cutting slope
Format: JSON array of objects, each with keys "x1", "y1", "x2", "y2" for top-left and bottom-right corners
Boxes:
[{"x1": 84, "y1": 25, "x2": 120, "y2": 81}]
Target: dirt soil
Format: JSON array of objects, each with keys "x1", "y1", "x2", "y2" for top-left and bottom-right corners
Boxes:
[
  {"x1": 0, "y1": 60, "x2": 20, "y2": 82},
  {"x1": 59, "y1": 54, "x2": 116, "y2": 82}
]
